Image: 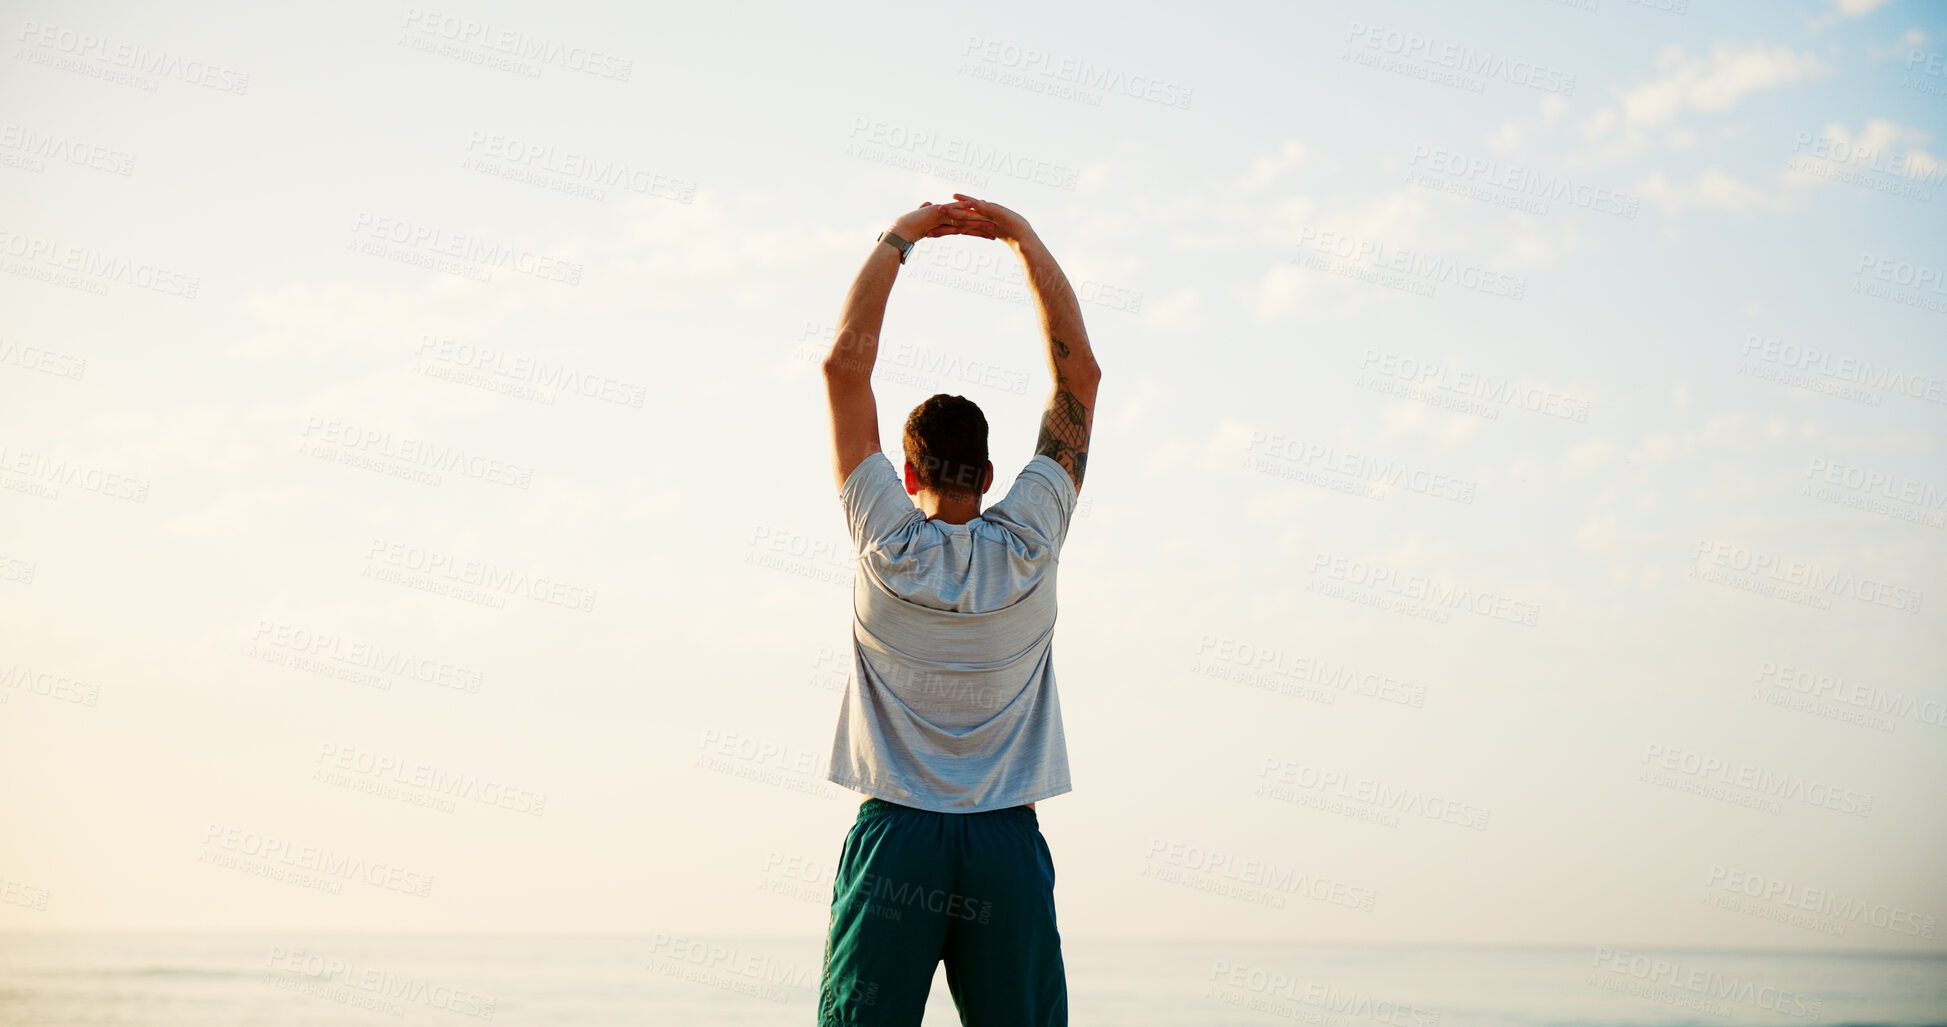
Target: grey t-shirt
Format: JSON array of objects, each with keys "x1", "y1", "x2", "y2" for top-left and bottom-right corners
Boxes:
[{"x1": 826, "y1": 450, "x2": 1078, "y2": 813}]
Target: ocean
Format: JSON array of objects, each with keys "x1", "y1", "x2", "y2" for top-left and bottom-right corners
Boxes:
[{"x1": 1, "y1": 934, "x2": 1942, "y2": 1025}]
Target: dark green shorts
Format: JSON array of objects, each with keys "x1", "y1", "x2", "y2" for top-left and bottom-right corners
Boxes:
[{"x1": 817, "y1": 797, "x2": 1066, "y2": 1026}]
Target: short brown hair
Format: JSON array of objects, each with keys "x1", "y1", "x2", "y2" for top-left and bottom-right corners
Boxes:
[{"x1": 903, "y1": 394, "x2": 989, "y2": 496}]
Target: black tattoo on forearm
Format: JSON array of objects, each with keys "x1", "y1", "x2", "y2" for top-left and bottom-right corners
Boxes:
[
  {"x1": 1034, "y1": 375, "x2": 1091, "y2": 487},
  {"x1": 1052, "y1": 336, "x2": 1071, "y2": 359}
]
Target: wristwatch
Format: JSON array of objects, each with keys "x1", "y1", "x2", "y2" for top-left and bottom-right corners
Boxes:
[{"x1": 876, "y1": 230, "x2": 915, "y2": 264}]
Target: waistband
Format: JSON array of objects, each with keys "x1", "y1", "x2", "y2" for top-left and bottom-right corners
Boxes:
[{"x1": 857, "y1": 796, "x2": 1038, "y2": 826}]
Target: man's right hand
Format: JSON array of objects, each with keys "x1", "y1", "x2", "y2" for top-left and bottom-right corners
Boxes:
[{"x1": 950, "y1": 193, "x2": 1035, "y2": 245}]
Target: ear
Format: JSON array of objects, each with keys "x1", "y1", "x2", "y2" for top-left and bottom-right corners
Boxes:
[
  {"x1": 902, "y1": 461, "x2": 921, "y2": 496},
  {"x1": 981, "y1": 461, "x2": 995, "y2": 495}
]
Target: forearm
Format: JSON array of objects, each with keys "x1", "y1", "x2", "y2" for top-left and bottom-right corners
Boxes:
[
  {"x1": 824, "y1": 241, "x2": 904, "y2": 379},
  {"x1": 1012, "y1": 233, "x2": 1100, "y2": 383}
]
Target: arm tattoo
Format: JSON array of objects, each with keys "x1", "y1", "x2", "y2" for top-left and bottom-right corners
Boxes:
[
  {"x1": 1034, "y1": 375, "x2": 1091, "y2": 488},
  {"x1": 1052, "y1": 336, "x2": 1071, "y2": 359}
]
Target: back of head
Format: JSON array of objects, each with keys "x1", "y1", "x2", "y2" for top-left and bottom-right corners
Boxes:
[{"x1": 903, "y1": 394, "x2": 989, "y2": 501}]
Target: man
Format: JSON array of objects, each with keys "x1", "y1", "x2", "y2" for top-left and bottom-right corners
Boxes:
[{"x1": 815, "y1": 194, "x2": 1100, "y2": 1026}]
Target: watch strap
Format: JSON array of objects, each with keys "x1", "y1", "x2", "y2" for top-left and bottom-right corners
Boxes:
[{"x1": 877, "y1": 230, "x2": 914, "y2": 263}]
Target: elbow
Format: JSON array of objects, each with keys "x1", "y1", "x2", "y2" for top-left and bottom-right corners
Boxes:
[
  {"x1": 822, "y1": 355, "x2": 868, "y2": 382},
  {"x1": 1073, "y1": 358, "x2": 1103, "y2": 388}
]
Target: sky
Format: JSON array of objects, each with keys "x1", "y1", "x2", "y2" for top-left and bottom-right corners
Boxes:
[{"x1": 1, "y1": 0, "x2": 1944, "y2": 952}]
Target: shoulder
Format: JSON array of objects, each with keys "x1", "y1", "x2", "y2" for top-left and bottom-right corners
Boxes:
[
  {"x1": 842, "y1": 450, "x2": 898, "y2": 495},
  {"x1": 1020, "y1": 454, "x2": 1078, "y2": 501}
]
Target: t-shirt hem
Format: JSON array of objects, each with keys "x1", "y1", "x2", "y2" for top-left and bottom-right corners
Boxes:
[{"x1": 827, "y1": 771, "x2": 1073, "y2": 814}]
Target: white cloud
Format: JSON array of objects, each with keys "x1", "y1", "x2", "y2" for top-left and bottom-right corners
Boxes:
[
  {"x1": 1564, "y1": 438, "x2": 1616, "y2": 476},
  {"x1": 1578, "y1": 514, "x2": 1620, "y2": 553},
  {"x1": 1637, "y1": 167, "x2": 1797, "y2": 216},
  {"x1": 1868, "y1": 28, "x2": 1928, "y2": 61},
  {"x1": 1617, "y1": 43, "x2": 1830, "y2": 130},
  {"x1": 1829, "y1": 0, "x2": 1890, "y2": 17},
  {"x1": 1243, "y1": 141, "x2": 1307, "y2": 189},
  {"x1": 1142, "y1": 286, "x2": 1201, "y2": 327},
  {"x1": 1796, "y1": 118, "x2": 1943, "y2": 183},
  {"x1": 1140, "y1": 437, "x2": 1193, "y2": 479},
  {"x1": 1253, "y1": 263, "x2": 1312, "y2": 322}
]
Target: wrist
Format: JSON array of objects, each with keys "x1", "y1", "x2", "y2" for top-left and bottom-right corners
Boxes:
[{"x1": 877, "y1": 227, "x2": 917, "y2": 262}]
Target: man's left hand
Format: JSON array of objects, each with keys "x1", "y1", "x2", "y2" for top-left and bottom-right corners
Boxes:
[{"x1": 891, "y1": 200, "x2": 1000, "y2": 242}]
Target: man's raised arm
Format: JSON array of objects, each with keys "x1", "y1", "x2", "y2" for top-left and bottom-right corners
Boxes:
[
  {"x1": 952, "y1": 194, "x2": 1102, "y2": 492},
  {"x1": 822, "y1": 200, "x2": 996, "y2": 491}
]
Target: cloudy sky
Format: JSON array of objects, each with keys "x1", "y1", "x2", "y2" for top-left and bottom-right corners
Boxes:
[{"x1": 2, "y1": 0, "x2": 1943, "y2": 951}]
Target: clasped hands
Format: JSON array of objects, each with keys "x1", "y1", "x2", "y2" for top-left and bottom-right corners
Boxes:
[{"x1": 889, "y1": 193, "x2": 1032, "y2": 246}]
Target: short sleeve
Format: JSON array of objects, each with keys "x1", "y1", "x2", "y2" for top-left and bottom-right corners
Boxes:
[
  {"x1": 840, "y1": 451, "x2": 921, "y2": 552},
  {"x1": 981, "y1": 455, "x2": 1078, "y2": 552}
]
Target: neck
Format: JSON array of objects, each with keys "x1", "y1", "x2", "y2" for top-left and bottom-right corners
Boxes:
[{"x1": 919, "y1": 491, "x2": 982, "y2": 525}]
